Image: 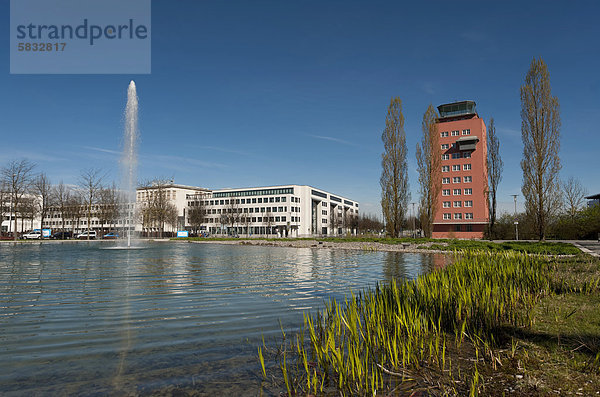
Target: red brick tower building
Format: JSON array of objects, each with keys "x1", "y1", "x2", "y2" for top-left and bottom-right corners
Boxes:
[{"x1": 432, "y1": 101, "x2": 489, "y2": 238}]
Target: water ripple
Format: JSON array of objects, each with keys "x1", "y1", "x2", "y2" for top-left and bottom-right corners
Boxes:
[{"x1": 0, "y1": 242, "x2": 444, "y2": 395}]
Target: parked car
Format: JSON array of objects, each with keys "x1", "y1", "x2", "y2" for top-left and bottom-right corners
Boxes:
[
  {"x1": 103, "y1": 232, "x2": 119, "y2": 239},
  {"x1": 51, "y1": 231, "x2": 72, "y2": 240},
  {"x1": 22, "y1": 231, "x2": 42, "y2": 240},
  {"x1": 76, "y1": 231, "x2": 97, "y2": 240}
]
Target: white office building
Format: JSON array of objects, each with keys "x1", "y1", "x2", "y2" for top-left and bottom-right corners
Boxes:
[
  {"x1": 136, "y1": 183, "x2": 210, "y2": 236},
  {"x1": 186, "y1": 184, "x2": 359, "y2": 238},
  {"x1": 4, "y1": 183, "x2": 358, "y2": 238},
  {"x1": 1, "y1": 193, "x2": 42, "y2": 234}
]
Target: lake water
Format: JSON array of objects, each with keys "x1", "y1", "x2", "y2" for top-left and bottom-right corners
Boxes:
[{"x1": 0, "y1": 242, "x2": 447, "y2": 395}]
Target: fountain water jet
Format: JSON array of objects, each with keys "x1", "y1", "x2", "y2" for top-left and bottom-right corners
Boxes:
[{"x1": 120, "y1": 80, "x2": 139, "y2": 248}]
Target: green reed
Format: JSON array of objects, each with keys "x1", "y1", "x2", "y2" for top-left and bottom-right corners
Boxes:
[{"x1": 271, "y1": 250, "x2": 551, "y2": 395}]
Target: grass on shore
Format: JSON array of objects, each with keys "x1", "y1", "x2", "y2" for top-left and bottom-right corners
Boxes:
[
  {"x1": 422, "y1": 240, "x2": 581, "y2": 256},
  {"x1": 258, "y1": 252, "x2": 600, "y2": 396}
]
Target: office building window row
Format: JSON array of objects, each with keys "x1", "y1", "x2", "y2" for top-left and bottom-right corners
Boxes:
[
  {"x1": 455, "y1": 224, "x2": 473, "y2": 232},
  {"x1": 193, "y1": 206, "x2": 296, "y2": 215},
  {"x1": 441, "y1": 130, "x2": 470, "y2": 137},
  {"x1": 189, "y1": 195, "x2": 294, "y2": 207},
  {"x1": 443, "y1": 152, "x2": 473, "y2": 160},
  {"x1": 440, "y1": 164, "x2": 473, "y2": 175},
  {"x1": 443, "y1": 200, "x2": 473, "y2": 208},
  {"x1": 213, "y1": 187, "x2": 294, "y2": 198},
  {"x1": 442, "y1": 213, "x2": 474, "y2": 220},
  {"x1": 441, "y1": 175, "x2": 472, "y2": 184},
  {"x1": 443, "y1": 188, "x2": 472, "y2": 196},
  {"x1": 204, "y1": 215, "x2": 289, "y2": 224}
]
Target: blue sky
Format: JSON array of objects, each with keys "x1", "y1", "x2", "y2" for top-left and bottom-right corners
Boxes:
[{"x1": 1, "y1": 1, "x2": 598, "y2": 217}]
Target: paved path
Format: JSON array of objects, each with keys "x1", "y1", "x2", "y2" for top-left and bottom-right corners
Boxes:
[{"x1": 575, "y1": 240, "x2": 600, "y2": 258}]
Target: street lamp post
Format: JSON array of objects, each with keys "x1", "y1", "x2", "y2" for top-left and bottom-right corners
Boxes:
[{"x1": 511, "y1": 194, "x2": 518, "y2": 241}]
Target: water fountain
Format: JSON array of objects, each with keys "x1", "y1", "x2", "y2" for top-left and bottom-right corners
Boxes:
[{"x1": 120, "y1": 80, "x2": 139, "y2": 248}]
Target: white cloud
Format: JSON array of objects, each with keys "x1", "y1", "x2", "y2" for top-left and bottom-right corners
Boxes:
[
  {"x1": 0, "y1": 150, "x2": 67, "y2": 163},
  {"x1": 82, "y1": 146, "x2": 120, "y2": 156},
  {"x1": 307, "y1": 134, "x2": 358, "y2": 147}
]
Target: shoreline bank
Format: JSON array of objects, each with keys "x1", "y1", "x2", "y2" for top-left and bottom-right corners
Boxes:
[
  {"x1": 188, "y1": 238, "x2": 445, "y2": 254},
  {"x1": 0, "y1": 237, "x2": 585, "y2": 257}
]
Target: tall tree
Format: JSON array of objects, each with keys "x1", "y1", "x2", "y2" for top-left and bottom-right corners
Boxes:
[
  {"x1": 98, "y1": 183, "x2": 120, "y2": 236},
  {"x1": 416, "y1": 104, "x2": 440, "y2": 238},
  {"x1": 139, "y1": 179, "x2": 178, "y2": 238},
  {"x1": 188, "y1": 194, "x2": 207, "y2": 235},
  {"x1": 53, "y1": 181, "x2": 71, "y2": 232},
  {"x1": 79, "y1": 168, "x2": 104, "y2": 240},
  {"x1": 487, "y1": 118, "x2": 503, "y2": 238},
  {"x1": 356, "y1": 213, "x2": 384, "y2": 235},
  {"x1": 66, "y1": 191, "x2": 84, "y2": 236},
  {"x1": 34, "y1": 173, "x2": 52, "y2": 233},
  {"x1": 562, "y1": 176, "x2": 587, "y2": 218},
  {"x1": 520, "y1": 57, "x2": 561, "y2": 240},
  {"x1": 380, "y1": 97, "x2": 410, "y2": 238},
  {"x1": 18, "y1": 197, "x2": 37, "y2": 232},
  {"x1": 226, "y1": 197, "x2": 240, "y2": 235},
  {"x1": 1, "y1": 159, "x2": 36, "y2": 240}
]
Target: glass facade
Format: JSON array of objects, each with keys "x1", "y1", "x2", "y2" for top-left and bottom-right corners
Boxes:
[{"x1": 437, "y1": 101, "x2": 476, "y2": 118}]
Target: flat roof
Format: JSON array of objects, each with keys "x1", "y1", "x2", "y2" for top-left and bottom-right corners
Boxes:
[
  {"x1": 586, "y1": 193, "x2": 600, "y2": 200},
  {"x1": 137, "y1": 183, "x2": 210, "y2": 192}
]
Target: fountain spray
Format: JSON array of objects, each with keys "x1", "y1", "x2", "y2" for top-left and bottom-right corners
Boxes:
[{"x1": 121, "y1": 81, "x2": 138, "y2": 248}]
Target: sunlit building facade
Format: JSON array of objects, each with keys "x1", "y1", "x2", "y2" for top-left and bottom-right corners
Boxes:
[
  {"x1": 28, "y1": 183, "x2": 358, "y2": 238},
  {"x1": 186, "y1": 185, "x2": 359, "y2": 238},
  {"x1": 432, "y1": 100, "x2": 489, "y2": 238}
]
